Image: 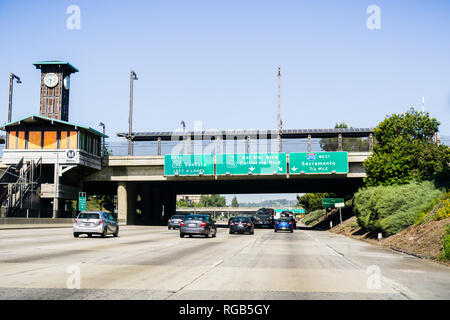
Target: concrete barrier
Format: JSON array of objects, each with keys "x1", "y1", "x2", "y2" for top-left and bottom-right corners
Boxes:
[{"x1": 0, "y1": 218, "x2": 73, "y2": 225}]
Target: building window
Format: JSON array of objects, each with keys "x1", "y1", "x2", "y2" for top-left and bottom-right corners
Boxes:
[
  {"x1": 69, "y1": 131, "x2": 77, "y2": 149},
  {"x1": 17, "y1": 131, "x2": 25, "y2": 149},
  {"x1": 43, "y1": 131, "x2": 57, "y2": 149},
  {"x1": 8, "y1": 131, "x2": 17, "y2": 149},
  {"x1": 60, "y1": 131, "x2": 68, "y2": 149},
  {"x1": 28, "y1": 131, "x2": 42, "y2": 149}
]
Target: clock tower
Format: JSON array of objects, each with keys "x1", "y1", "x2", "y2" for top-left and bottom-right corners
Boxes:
[{"x1": 33, "y1": 61, "x2": 78, "y2": 122}]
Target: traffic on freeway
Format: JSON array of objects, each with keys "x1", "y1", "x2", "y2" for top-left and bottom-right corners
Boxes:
[{"x1": 0, "y1": 207, "x2": 449, "y2": 303}]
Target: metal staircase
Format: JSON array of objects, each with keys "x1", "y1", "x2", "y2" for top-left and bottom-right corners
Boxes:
[{"x1": 0, "y1": 157, "x2": 42, "y2": 217}]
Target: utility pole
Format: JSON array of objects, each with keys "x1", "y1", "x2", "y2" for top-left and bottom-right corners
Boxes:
[
  {"x1": 8, "y1": 74, "x2": 22, "y2": 123},
  {"x1": 277, "y1": 66, "x2": 282, "y2": 153},
  {"x1": 128, "y1": 70, "x2": 138, "y2": 156}
]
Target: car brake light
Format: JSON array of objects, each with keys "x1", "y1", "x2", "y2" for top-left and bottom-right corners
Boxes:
[
  {"x1": 247, "y1": 223, "x2": 252, "y2": 226},
  {"x1": 98, "y1": 219, "x2": 103, "y2": 224},
  {"x1": 180, "y1": 222, "x2": 184, "y2": 226},
  {"x1": 289, "y1": 221, "x2": 292, "y2": 224},
  {"x1": 230, "y1": 222, "x2": 234, "y2": 226},
  {"x1": 200, "y1": 222, "x2": 207, "y2": 227},
  {"x1": 74, "y1": 219, "x2": 78, "y2": 223}
]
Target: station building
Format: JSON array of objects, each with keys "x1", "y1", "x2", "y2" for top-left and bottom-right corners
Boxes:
[{"x1": 0, "y1": 61, "x2": 108, "y2": 218}]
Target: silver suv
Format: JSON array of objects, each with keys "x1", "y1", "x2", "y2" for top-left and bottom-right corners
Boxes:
[{"x1": 73, "y1": 211, "x2": 119, "y2": 238}]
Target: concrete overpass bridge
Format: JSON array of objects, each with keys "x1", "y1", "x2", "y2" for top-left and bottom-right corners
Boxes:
[
  {"x1": 0, "y1": 125, "x2": 373, "y2": 225},
  {"x1": 82, "y1": 151, "x2": 370, "y2": 225}
]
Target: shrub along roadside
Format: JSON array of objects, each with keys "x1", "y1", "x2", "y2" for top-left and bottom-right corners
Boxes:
[
  {"x1": 353, "y1": 181, "x2": 445, "y2": 236},
  {"x1": 440, "y1": 224, "x2": 450, "y2": 261},
  {"x1": 303, "y1": 209, "x2": 326, "y2": 226}
]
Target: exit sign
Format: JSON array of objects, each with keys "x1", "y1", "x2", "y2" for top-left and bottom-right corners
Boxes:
[
  {"x1": 216, "y1": 153, "x2": 287, "y2": 175},
  {"x1": 78, "y1": 192, "x2": 86, "y2": 211},
  {"x1": 289, "y1": 152, "x2": 348, "y2": 174}
]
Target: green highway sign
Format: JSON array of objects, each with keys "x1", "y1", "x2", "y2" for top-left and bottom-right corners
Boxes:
[
  {"x1": 322, "y1": 198, "x2": 344, "y2": 208},
  {"x1": 78, "y1": 192, "x2": 86, "y2": 211},
  {"x1": 289, "y1": 152, "x2": 348, "y2": 174},
  {"x1": 164, "y1": 154, "x2": 214, "y2": 176},
  {"x1": 216, "y1": 153, "x2": 287, "y2": 175}
]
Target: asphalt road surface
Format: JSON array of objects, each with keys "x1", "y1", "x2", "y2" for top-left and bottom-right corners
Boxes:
[{"x1": 0, "y1": 226, "x2": 449, "y2": 300}]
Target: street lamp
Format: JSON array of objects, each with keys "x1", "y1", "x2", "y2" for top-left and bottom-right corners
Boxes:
[
  {"x1": 99, "y1": 122, "x2": 106, "y2": 157},
  {"x1": 128, "y1": 70, "x2": 138, "y2": 156},
  {"x1": 8, "y1": 73, "x2": 22, "y2": 123}
]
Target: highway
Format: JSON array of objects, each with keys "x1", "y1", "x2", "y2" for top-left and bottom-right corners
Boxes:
[{"x1": 0, "y1": 226, "x2": 449, "y2": 300}]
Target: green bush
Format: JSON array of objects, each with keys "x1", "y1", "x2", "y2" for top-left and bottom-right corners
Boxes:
[
  {"x1": 440, "y1": 224, "x2": 450, "y2": 261},
  {"x1": 353, "y1": 181, "x2": 444, "y2": 235},
  {"x1": 304, "y1": 209, "x2": 326, "y2": 225}
]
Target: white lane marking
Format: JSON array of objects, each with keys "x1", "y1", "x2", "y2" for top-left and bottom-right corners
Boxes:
[{"x1": 212, "y1": 259, "x2": 223, "y2": 267}]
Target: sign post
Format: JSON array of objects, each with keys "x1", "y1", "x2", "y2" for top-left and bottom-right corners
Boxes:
[
  {"x1": 78, "y1": 192, "x2": 86, "y2": 211},
  {"x1": 335, "y1": 202, "x2": 345, "y2": 224}
]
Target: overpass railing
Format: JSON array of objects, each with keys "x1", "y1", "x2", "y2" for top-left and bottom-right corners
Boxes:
[{"x1": 106, "y1": 136, "x2": 376, "y2": 156}]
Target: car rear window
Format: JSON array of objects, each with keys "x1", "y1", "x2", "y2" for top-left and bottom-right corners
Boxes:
[
  {"x1": 232, "y1": 217, "x2": 250, "y2": 223},
  {"x1": 171, "y1": 215, "x2": 184, "y2": 220},
  {"x1": 78, "y1": 213, "x2": 100, "y2": 219}
]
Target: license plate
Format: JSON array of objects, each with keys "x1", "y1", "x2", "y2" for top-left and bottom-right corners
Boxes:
[
  {"x1": 83, "y1": 223, "x2": 91, "y2": 226},
  {"x1": 188, "y1": 224, "x2": 196, "y2": 227}
]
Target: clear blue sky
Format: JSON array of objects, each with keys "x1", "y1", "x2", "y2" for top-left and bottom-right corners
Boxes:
[{"x1": 1, "y1": 0, "x2": 449, "y2": 203}]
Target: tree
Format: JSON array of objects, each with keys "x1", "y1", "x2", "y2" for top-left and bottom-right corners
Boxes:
[
  {"x1": 319, "y1": 122, "x2": 369, "y2": 152},
  {"x1": 231, "y1": 195, "x2": 239, "y2": 208},
  {"x1": 176, "y1": 198, "x2": 193, "y2": 208},
  {"x1": 363, "y1": 109, "x2": 450, "y2": 186},
  {"x1": 296, "y1": 193, "x2": 335, "y2": 212},
  {"x1": 198, "y1": 194, "x2": 227, "y2": 207}
]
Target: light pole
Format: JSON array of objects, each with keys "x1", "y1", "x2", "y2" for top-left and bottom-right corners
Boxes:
[
  {"x1": 181, "y1": 120, "x2": 186, "y2": 154},
  {"x1": 128, "y1": 70, "x2": 138, "y2": 156},
  {"x1": 8, "y1": 73, "x2": 22, "y2": 123},
  {"x1": 99, "y1": 122, "x2": 106, "y2": 157}
]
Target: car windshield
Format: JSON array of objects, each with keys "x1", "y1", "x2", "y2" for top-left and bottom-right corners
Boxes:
[{"x1": 78, "y1": 213, "x2": 100, "y2": 219}]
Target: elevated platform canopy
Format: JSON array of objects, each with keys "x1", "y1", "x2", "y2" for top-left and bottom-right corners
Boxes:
[
  {"x1": 1, "y1": 115, "x2": 108, "y2": 170},
  {"x1": 1, "y1": 114, "x2": 108, "y2": 138},
  {"x1": 117, "y1": 128, "x2": 374, "y2": 141}
]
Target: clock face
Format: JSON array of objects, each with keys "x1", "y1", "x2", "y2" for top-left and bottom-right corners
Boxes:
[
  {"x1": 43, "y1": 73, "x2": 59, "y2": 88},
  {"x1": 64, "y1": 76, "x2": 70, "y2": 90}
]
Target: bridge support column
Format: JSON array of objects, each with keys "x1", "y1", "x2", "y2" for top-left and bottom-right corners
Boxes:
[
  {"x1": 139, "y1": 183, "x2": 152, "y2": 224},
  {"x1": 117, "y1": 182, "x2": 137, "y2": 225},
  {"x1": 161, "y1": 188, "x2": 176, "y2": 225}
]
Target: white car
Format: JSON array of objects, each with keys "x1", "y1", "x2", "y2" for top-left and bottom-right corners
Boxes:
[{"x1": 73, "y1": 211, "x2": 119, "y2": 238}]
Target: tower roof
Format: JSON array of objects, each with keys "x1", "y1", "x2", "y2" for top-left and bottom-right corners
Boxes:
[{"x1": 33, "y1": 61, "x2": 79, "y2": 73}]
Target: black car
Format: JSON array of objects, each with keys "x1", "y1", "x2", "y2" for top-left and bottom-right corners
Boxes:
[
  {"x1": 229, "y1": 216, "x2": 254, "y2": 235},
  {"x1": 253, "y1": 208, "x2": 274, "y2": 228}
]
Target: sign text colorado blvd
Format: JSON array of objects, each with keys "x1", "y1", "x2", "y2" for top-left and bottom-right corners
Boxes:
[
  {"x1": 164, "y1": 152, "x2": 349, "y2": 176},
  {"x1": 216, "y1": 153, "x2": 287, "y2": 175}
]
